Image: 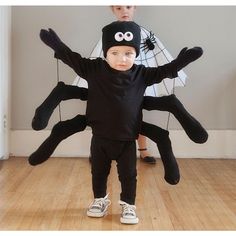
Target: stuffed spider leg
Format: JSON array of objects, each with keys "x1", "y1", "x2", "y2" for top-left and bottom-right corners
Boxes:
[
  {"x1": 29, "y1": 114, "x2": 87, "y2": 166},
  {"x1": 142, "y1": 95, "x2": 208, "y2": 143},
  {"x1": 32, "y1": 82, "x2": 88, "y2": 130},
  {"x1": 140, "y1": 121, "x2": 180, "y2": 185}
]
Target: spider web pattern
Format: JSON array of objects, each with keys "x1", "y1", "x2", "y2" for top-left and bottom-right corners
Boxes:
[{"x1": 137, "y1": 26, "x2": 186, "y2": 96}]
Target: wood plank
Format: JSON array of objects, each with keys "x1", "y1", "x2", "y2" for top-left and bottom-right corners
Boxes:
[{"x1": 0, "y1": 157, "x2": 235, "y2": 230}]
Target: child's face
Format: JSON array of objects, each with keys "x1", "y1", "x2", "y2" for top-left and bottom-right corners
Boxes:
[
  {"x1": 106, "y1": 46, "x2": 136, "y2": 71},
  {"x1": 111, "y1": 6, "x2": 136, "y2": 21}
]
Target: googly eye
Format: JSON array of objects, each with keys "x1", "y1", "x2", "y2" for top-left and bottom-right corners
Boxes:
[
  {"x1": 124, "y1": 32, "x2": 133, "y2": 41},
  {"x1": 114, "y1": 32, "x2": 124, "y2": 42}
]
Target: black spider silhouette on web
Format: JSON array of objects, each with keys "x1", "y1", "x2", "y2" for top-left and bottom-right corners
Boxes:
[{"x1": 140, "y1": 31, "x2": 156, "y2": 53}]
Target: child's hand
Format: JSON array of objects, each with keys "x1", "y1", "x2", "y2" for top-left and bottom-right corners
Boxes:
[
  {"x1": 173, "y1": 47, "x2": 203, "y2": 71},
  {"x1": 40, "y1": 28, "x2": 62, "y2": 51}
]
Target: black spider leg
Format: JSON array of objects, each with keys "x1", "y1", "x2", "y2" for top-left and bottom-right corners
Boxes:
[
  {"x1": 140, "y1": 42, "x2": 149, "y2": 53},
  {"x1": 166, "y1": 79, "x2": 176, "y2": 130},
  {"x1": 140, "y1": 41, "x2": 148, "y2": 49},
  {"x1": 140, "y1": 41, "x2": 151, "y2": 54},
  {"x1": 29, "y1": 114, "x2": 87, "y2": 166},
  {"x1": 143, "y1": 46, "x2": 151, "y2": 54},
  {"x1": 140, "y1": 36, "x2": 149, "y2": 54}
]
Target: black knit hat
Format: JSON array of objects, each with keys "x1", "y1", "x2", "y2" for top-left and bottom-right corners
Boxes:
[{"x1": 102, "y1": 21, "x2": 141, "y2": 58}]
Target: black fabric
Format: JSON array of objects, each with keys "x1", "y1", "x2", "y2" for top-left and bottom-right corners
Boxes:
[
  {"x1": 53, "y1": 46, "x2": 179, "y2": 141},
  {"x1": 29, "y1": 115, "x2": 87, "y2": 166},
  {"x1": 40, "y1": 27, "x2": 203, "y2": 141},
  {"x1": 102, "y1": 21, "x2": 141, "y2": 58},
  {"x1": 140, "y1": 122, "x2": 180, "y2": 185},
  {"x1": 32, "y1": 81, "x2": 88, "y2": 130},
  {"x1": 143, "y1": 94, "x2": 208, "y2": 143},
  {"x1": 172, "y1": 47, "x2": 203, "y2": 72},
  {"x1": 32, "y1": 85, "x2": 208, "y2": 144},
  {"x1": 36, "y1": 27, "x2": 205, "y2": 193},
  {"x1": 90, "y1": 135, "x2": 137, "y2": 205},
  {"x1": 40, "y1": 28, "x2": 66, "y2": 52},
  {"x1": 140, "y1": 155, "x2": 156, "y2": 164}
]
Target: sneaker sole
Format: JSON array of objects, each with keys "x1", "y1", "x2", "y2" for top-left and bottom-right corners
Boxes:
[
  {"x1": 120, "y1": 217, "x2": 139, "y2": 224},
  {"x1": 87, "y1": 210, "x2": 108, "y2": 218}
]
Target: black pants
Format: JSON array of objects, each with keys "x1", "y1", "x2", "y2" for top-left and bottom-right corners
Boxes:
[{"x1": 90, "y1": 136, "x2": 137, "y2": 205}]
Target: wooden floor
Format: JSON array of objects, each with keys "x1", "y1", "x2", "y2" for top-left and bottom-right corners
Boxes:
[{"x1": 0, "y1": 156, "x2": 235, "y2": 230}]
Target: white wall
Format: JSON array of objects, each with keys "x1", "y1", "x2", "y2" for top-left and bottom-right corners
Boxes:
[
  {"x1": 0, "y1": 6, "x2": 11, "y2": 159},
  {"x1": 10, "y1": 130, "x2": 236, "y2": 159}
]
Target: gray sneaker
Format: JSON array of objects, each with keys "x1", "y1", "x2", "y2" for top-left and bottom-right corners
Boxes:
[
  {"x1": 119, "y1": 200, "x2": 139, "y2": 224},
  {"x1": 87, "y1": 194, "x2": 111, "y2": 217}
]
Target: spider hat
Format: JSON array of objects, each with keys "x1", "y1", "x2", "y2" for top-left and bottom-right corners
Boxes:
[{"x1": 102, "y1": 21, "x2": 141, "y2": 58}]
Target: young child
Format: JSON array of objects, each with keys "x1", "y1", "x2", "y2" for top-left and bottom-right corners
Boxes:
[{"x1": 36, "y1": 21, "x2": 204, "y2": 224}]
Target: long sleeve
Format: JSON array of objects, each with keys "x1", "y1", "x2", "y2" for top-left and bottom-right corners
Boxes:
[
  {"x1": 142, "y1": 62, "x2": 178, "y2": 86},
  {"x1": 54, "y1": 42, "x2": 95, "y2": 81},
  {"x1": 72, "y1": 38, "x2": 103, "y2": 87}
]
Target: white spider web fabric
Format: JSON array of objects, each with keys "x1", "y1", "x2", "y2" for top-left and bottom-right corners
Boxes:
[{"x1": 72, "y1": 25, "x2": 187, "y2": 97}]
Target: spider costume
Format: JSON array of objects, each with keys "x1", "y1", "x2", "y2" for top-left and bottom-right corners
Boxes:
[
  {"x1": 73, "y1": 25, "x2": 187, "y2": 96},
  {"x1": 29, "y1": 22, "x2": 208, "y2": 188}
]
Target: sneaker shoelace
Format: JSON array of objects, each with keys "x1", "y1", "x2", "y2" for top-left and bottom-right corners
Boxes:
[
  {"x1": 90, "y1": 194, "x2": 111, "y2": 210},
  {"x1": 120, "y1": 202, "x2": 136, "y2": 217}
]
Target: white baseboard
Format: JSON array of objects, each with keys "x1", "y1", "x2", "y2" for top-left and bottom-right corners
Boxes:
[{"x1": 9, "y1": 129, "x2": 236, "y2": 159}]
